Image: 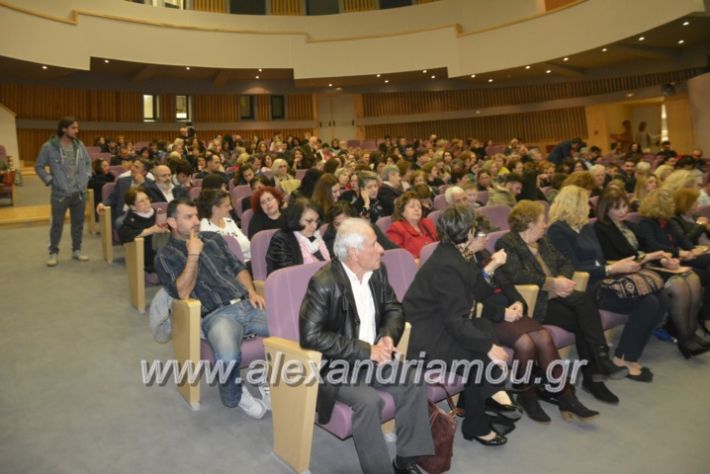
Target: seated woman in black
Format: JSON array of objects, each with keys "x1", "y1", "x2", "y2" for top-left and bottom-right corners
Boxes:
[
  {"x1": 322, "y1": 201, "x2": 397, "y2": 256},
  {"x1": 266, "y1": 198, "x2": 330, "y2": 275},
  {"x1": 88, "y1": 159, "x2": 114, "y2": 220},
  {"x1": 548, "y1": 185, "x2": 665, "y2": 381},
  {"x1": 248, "y1": 186, "x2": 286, "y2": 239},
  {"x1": 594, "y1": 187, "x2": 708, "y2": 358},
  {"x1": 118, "y1": 187, "x2": 169, "y2": 273},
  {"x1": 496, "y1": 200, "x2": 628, "y2": 404}
]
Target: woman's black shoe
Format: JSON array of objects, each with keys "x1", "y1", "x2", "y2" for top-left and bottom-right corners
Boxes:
[
  {"x1": 678, "y1": 339, "x2": 708, "y2": 359},
  {"x1": 490, "y1": 415, "x2": 516, "y2": 436},
  {"x1": 463, "y1": 431, "x2": 508, "y2": 446},
  {"x1": 535, "y1": 386, "x2": 560, "y2": 405},
  {"x1": 516, "y1": 392, "x2": 551, "y2": 423},
  {"x1": 626, "y1": 367, "x2": 653, "y2": 383},
  {"x1": 558, "y1": 393, "x2": 600, "y2": 422},
  {"x1": 485, "y1": 397, "x2": 523, "y2": 421},
  {"x1": 596, "y1": 346, "x2": 629, "y2": 380},
  {"x1": 582, "y1": 378, "x2": 619, "y2": 404}
]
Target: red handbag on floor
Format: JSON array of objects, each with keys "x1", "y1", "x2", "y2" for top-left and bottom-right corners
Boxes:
[{"x1": 416, "y1": 385, "x2": 457, "y2": 474}]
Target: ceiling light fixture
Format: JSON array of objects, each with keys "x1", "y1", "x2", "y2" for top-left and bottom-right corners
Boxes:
[
  {"x1": 682, "y1": 21, "x2": 690, "y2": 26},
  {"x1": 255, "y1": 75, "x2": 259, "y2": 79},
  {"x1": 104, "y1": 59, "x2": 110, "y2": 64},
  {"x1": 488, "y1": 78, "x2": 493, "y2": 83},
  {"x1": 470, "y1": 74, "x2": 476, "y2": 78},
  {"x1": 422, "y1": 70, "x2": 427, "y2": 74},
  {"x1": 328, "y1": 83, "x2": 333, "y2": 87},
  {"x1": 525, "y1": 65, "x2": 531, "y2": 69},
  {"x1": 185, "y1": 66, "x2": 190, "y2": 70},
  {"x1": 602, "y1": 47, "x2": 608, "y2": 52},
  {"x1": 678, "y1": 39, "x2": 685, "y2": 44},
  {"x1": 384, "y1": 79, "x2": 389, "y2": 83},
  {"x1": 431, "y1": 75, "x2": 436, "y2": 79},
  {"x1": 376, "y1": 74, "x2": 381, "y2": 78},
  {"x1": 41, "y1": 65, "x2": 48, "y2": 70},
  {"x1": 563, "y1": 57, "x2": 569, "y2": 61},
  {"x1": 546, "y1": 69, "x2": 552, "y2": 74},
  {"x1": 638, "y1": 36, "x2": 645, "y2": 41},
  {"x1": 258, "y1": 68, "x2": 262, "y2": 72}
]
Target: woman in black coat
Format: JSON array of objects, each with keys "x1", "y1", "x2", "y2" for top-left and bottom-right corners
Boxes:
[
  {"x1": 547, "y1": 185, "x2": 665, "y2": 382},
  {"x1": 118, "y1": 188, "x2": 169, "y2": 273},
  {"x1": 88, "y1": 159, "x2": 115, "y2": 220},
  {"x1": 321, "y1": 201, "x2": 397, "y2": 256}
]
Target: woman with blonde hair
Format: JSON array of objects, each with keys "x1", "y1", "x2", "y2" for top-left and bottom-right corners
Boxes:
[
  {"x1": 548, "y1": 186, "x2": 665, "y2": 382},
  {"x1": 661, "y1": 169, "x2": 698, "y2": 193},
  {"x1": 653, "y1": 164, "x2": 674, "y2": 183},
  {"x1": 271, "y1": 158, "x2": 298, "y2": 195},
  {"x1": 630, "y1": 175, "x2": 658, "y2": 211}
]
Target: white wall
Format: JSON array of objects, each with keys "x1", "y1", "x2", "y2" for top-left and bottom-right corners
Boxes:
[
  {"x1": 688, "y1": 72, "x2": 710, "y2": 154},
  {"x1": 0, "y1": 104, "x2": 19, "y2": 167}
]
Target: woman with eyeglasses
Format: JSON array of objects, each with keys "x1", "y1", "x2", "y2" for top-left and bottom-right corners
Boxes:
[
  {"x1": 266, "y1": 198, "x2": 330, "y2": 275},
  {"x1": 248, "y1": 186, "x2": 286, "y2": 238}
]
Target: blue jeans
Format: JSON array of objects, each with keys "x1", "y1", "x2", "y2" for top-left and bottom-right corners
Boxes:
[{"x1": 201, "y1": 300, "x2": 268, "y2": 407}]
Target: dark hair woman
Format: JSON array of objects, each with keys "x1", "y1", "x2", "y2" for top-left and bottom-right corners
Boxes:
[
  {"x1": 118, "y1": 187, "x2": 169, "y2": 272},
  {"x1": 248, "y1": 186, "x2": 286, "y2": 238}
]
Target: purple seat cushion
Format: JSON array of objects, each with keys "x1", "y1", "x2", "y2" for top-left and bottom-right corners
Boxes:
[
  {"x1": 200, "y1": 336, "x2": 264, "y2": 368},
  {"x1": 317, "y1": 393, "x2": 396, "y2": 440},
  {"x1": 600, "y1": 310, "x2": 628, "y2": 330},
  {"x1": 425, "y1": 373, "x2": 466, "y2": 402},
  {"x1": 543, "y1": 324, "x2": 575, "y2": 348}
]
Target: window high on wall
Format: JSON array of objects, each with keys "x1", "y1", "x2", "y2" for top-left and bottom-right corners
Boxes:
[
  {"x1": 239, "y1": 95, "x2": 255, "y2": 120},
  {"x1": 176, "y1": 95, "x2": 192, "y2": 121},
  {"x1": 143, "y1": 94, "x2": 160, "y2": 122}
]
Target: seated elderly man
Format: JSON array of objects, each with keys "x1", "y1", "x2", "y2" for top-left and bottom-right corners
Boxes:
[
  {"x1": 147, "y1": 165, "x2": 189, "y2": 203},
  {"x1": 487, "y1": 173, "x2": 523, "y2": 207},
  {"x1": 299, "y1": 218, "x2": 433, "y2": 474},
  {"x1": 445, "y1": 185, "x2": 468, "y2": 207},
  {"x1": 154, "y1": 198, "x2": 269, "y2": 417}
]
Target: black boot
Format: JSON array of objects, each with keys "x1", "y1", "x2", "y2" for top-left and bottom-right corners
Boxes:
[
  {"x1": 678, "y1": 338, "x2": 709, "y2": 359},
  {"x1": 558, "y1": 391, "x2": 600, "y2": 422},
  {"x1": 595, "y1": 345, "x2": 628, "y2": 380},
  {"x1": 516, "y1": 389, "x2": 551, "y2": 423},
  {"x1": 582, "y1": 374, "x2": 619, "y2": 404}
]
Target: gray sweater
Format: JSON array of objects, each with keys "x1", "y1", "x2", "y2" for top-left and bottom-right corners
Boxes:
[{"x1": 35, "y1": 136, "x2": 91, "y2": 197}]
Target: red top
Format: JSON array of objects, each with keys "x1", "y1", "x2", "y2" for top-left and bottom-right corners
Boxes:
[{"x1": 386, "y1": 218, "x2": 439, "y2": 259}]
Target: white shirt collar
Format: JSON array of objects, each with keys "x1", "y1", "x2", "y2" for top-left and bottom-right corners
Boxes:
[{"x1": 341, "y1": 260, "x2": 373, "y2": 286}]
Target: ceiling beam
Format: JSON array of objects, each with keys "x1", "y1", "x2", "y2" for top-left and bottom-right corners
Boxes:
[
  {"x1": 613, "y1": 44, "x2": 678, "y2": 61},
  {"x1": 132, "y1": 65, "x2": 159, "y2": 83},
  {"x1": 213, "y1": 69, "x2": 232, "y2": 87}
]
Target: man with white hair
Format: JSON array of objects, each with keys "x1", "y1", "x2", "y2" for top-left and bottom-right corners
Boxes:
[
  {"x1": 147, "y1": 165, "x2": 189, "y2": 203},
  {"x1": 445, "y1": 185, "x2": 468, "y2": 207},
  {"x1": 299, "y1": 218, "x2": 433, "y2": 474},
  {"x1": 589, "y1": 164, "x2": 607, "y2": 196}
]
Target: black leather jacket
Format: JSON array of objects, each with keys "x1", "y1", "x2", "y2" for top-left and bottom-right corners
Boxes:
[{"x1": 299, "y1": 259, "x2": 404, "y2": 424}]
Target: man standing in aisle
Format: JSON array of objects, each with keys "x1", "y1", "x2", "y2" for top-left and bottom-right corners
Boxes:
[{"x1": 35, "y1": 117, "x2": 91, "y2": 267}]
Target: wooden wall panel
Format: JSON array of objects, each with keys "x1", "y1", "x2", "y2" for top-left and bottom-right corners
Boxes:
[
  {"x1": 363, "y1": 107, "x2": 587, "y2": 143},
  {"x1": 193, "y1": 94, "x2": 238, "y2": 122},
  {"x1": 193, "y1": 0, "x2": 227, "y2": 13},
  {"x1": 285, "y1": 94, "x2": 314, "y2": 120},
  {"x1": 160, "y1": 93, "x2": 176, "y2": 122},
  {"x1": 362, "y1": 68, "x2": 704, "y2": 117},
  {"x1": 271, "y1": 0, "x2": 303, "y2": 15},
  {"x1": 665, "y1": 92, "x2": 695, "y2": 154},
  {"x1": 342, "y1": 0, "x2": 377, "y2": 13},
  {"x1": 255, "y1": 95, "x2": 270, "y2": 121}
]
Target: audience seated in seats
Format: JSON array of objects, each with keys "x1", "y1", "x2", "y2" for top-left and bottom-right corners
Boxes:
[
  {"x1": 118, "y1": 187, "x2": 170, "y2": 273},
  {"x1": 476, "y1": 169, "x2": 493, "y2": 192},
  {"x1": 377, "y1": 165, "x2": 403, "y2": 216},
  {"x1": 247, "y1": 186, "x2": 286, "y2": 239},
  {"x1": 241, "y1": 176, "x2": 271, "y2": 214},
  {"x1": 671, "y1": 188, "x2": 710, "y2": 248},
  {"x1": 547, "y1": 186, "x2": 664, "y2": 382},
  {"x1": 154, "y1": 198, "x2": 269, "y2": 417},
  {"x1": 593, "y1": 188, "x2": 709, "y2": 358},
  {"x1": 310, "y1": 173, "x2": 341, "y2": 216},
  {"x1": 352, "y1": 171, "x2": 385, "y2": 224},
  {"x1": 322, "y1": 201, "x2": 398, "y2": 256},
  {"x1": 487, "y1": 173, "x2": 523, "y2": 207},
  {"x1": 271, "y1": 158, "x2": 298, "y2": 195},
  {"x1": 630, "y1": 175, "x2": 658, "y2": 211},
  {"x1": 385, "y1": 192, "x2": 438, "y2": 259},
  {"x1": 233, "y1": 164, "x2": 255, "y2": 186},
  {"x1": 289, "y1": 168, "x2": 322, "y2": 202},
  {"x1": 496, "y1": 200, "x2": 628, "y2": 404},
  {"x1": 518, "y1": 162, "x2": 547, "y2": 202},
  {"x1": 339, "y1": 171, "x2": 361, "y2": 206},
  {"x1": 195, "y1": 154, "x2": 226, "y2": 180},
  {"x1": 97, "y1": 158, "x2": 157, "y2": 227},
  {"x1": 445, "y1": 186, "x2": 468, "y2": 208},
  {"x1": 148, "y1": 165, "x2": 189, "y2": 203},
  {"x1": 298, "y1": 218, "x2": 434, "y2": 474},
  {"x1": 411, "y1": 183, "x2": 433, "y2": 216},
  {"x1": 172, "y1": 162, "x2": 193, "y2": 189},
  {"x1": 198, "y1": 188, "x2": 251, "y2": 262},
  {"x1": 88, "y1": 159, "x2": 115, "y2": 219},
  {"x1": 266, "y1": 198, "x2": 330, "y2": 275}
]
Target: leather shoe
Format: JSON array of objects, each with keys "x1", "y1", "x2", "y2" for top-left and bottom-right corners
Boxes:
[
  {"x1": 463, "y1": 431, "x2": 508, "y2": 446},
  {"x1": 536, "y1": 386, "x2": 560, "y2": 405},
  {"x1": 485, "y1": 397, "x2": 523, "y2": 421},
  {"x1": 516, "y1": 392, "x2": 551, "y2": 423},
  {"x1": 392, "y1": 458, "x2": 422, "y2": 474},
  {"x1": 582, "y1": 378, "x2": 619, "y2": 404},
  {"x1": 626, "y1": 367, "x2": 653, "y2": 383}
]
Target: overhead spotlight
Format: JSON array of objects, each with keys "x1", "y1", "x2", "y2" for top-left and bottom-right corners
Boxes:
[
  {"x1": 602, "y1": 47, "x2": 608, "y2": 52},
  {"x1": 422, "y1": 70, "x2": 427, "y2": 74},
  {"x1": 104, "y1": 59, "x2": 110, "y2": 64},
  {"x1": 626, "y1": 92, "x2": 635, "y2": 98},
  {"x1": 185, "y1": 66, "x2": 190, "y2": 70},
  {"x1": 525, "y1": 65, "x2": 531, "y2": 69},
  {"x1": 682, "y1": 21, "x2": 690, "y2": 26},
  {"x1": 255, "y1": 75, "x2": 259, "y2": 79},
  {"x1": 638, "y1": 36, "x2": 645, "y2": 41},
  {"x1": 678, "y1": 39, "x2": 685, "y2": 44},
  {"x1": 42, "y1": 65, "x2": 48, "y2": 70},
  {"x1": 546, "y1": 69, "x2": 552, "y2": 74},
  {"x1": 488, "y1": 78, "x2": 493, "y2": 83},
  {"x1": 376, "y1": 74, "x2": 381, "y2": 78},
  {"x1": 563, "y1": 57, "x2": 569, "y2": 61},
  {"x1": 328, "y1": 83, "x2": 333, "y2": 87},
  {"x1": 336, "y1": 87, "x2": 343, "y2": 91},
  {"x1": 258, "y1": 68, "x2": 262, "y2": 72},
  {"x1": 384, "y1": 79, "x2": 389, "y2": 83},
  {"x1": 431, "y1": 75, "x2": 436, "y2": 79},
  {"x1": 470, "y1": 74, "x2": 476, "y2": 78}
]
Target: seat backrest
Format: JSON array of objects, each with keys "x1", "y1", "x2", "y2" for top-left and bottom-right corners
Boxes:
[
  {"x1": 151, "y1": 202, "x2": 168, "y2": 213},
  {"x1": 589, "y1": 195, "x2": 600, "y2": 208},
  {"x1": 376, "y1": 216, "x2": 392, "y2": 233},
  {"x1": 240, "y1": 209, "x2": 255, "y2": 237},
  {"x1": 427, "y1": 210, "x2": 442, "y2": 228},
  {"x1": 230, "y1": 184, "x2": 252, "y2": 216},
  {"x1": 419, "y1": 242, "x2": 439, "y2": 265},
  {"x1": 625, "y1": 212, "x2": 642, "y2": 224},
  {"x1": 476, "y1": 205, "x2": 511, "y2": 231},
  {"x1": 102, "y1": 182, "x2": 116, "y2": 202},
  {"x1": 295, "y1": 169, "x2": 307, "y2": 180},
  {"x1": 188, "y1": 186, "x2": 201, "y2": 200},
  {"x1": 485, "y1": 230, "x2": 508, "y2": 253},
  {"x1": 109, "y1": 166, "x2": 124, "y2": 178},
  {"x1": 477, "y1": 190, "x2": 488, "y2": 206},
  {"x1": 250, "y1": 228, "x2": 278, "y2": 281},
  {"x1": 265, "y1": 261, "x2": 327, "y2": 342},
  {"x1": 433, "y1": 193, "x2": 448, "y2": 210},
  {"x1": 380, "y1": 248, "x2": 418, "y2": 301},
  {"x1": 223, "y1": 235, "x2": 245, "y2": 263}
]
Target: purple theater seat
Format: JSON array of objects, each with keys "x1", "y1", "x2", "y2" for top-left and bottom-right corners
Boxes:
[
  {"x1": 419, "y1": 242, "x2": 438, "y2": 265},
  {"x1": 295, "y1": 169, "x2": 307, "y2": 180},
  {"x1": 485, "y1": 230, "x2": 507, "y2": 254},
  {"x1": 223, "y1": 235, "x2": 245, "y2": 263},
  {"x1": 230, "y1": 184, "x2": 252, "y2": 217},
  {"x1": 433, "y1": 194, "x2": 448, "y2": 211},
  {"x1": 424, "y1": 373, "x2": 466, "y2": 403},
  {"x1": 188, "y1": 186, "x2": 201, "y2": 200},
  {"x1": 600, "y1": 310, "x2": 628, "y2": 330},
  {"x1": 625, "y1": 212, "x2": 642, "y2": 224},
  {"x1": 477, "y1": 190, "x2": 488, "y2": 206},
  {"x1": 543, "y1": 324, "x2": 575, "y2": 348},
  {"x1": 199, "y1": 335, "x2": 264, "y2": 367},
  {"x1": 319, "y1": 392, "x2": 397, "y2": 439},
  {"x1": 427, "y1": 209, "x2": 442, "y2": 228},
  {"x1": 376, "y1": 216, "x2": 392, "y2": 233},
  {"x1": 240, "y1": 209, "x2": 255, "y2": 239},
  {"x1": 476, "y1": 205, "x2": 511, "y2": 232},
  {"x1": 250, "y1": 228, "x2": 276, "y2": 281},
  {"x1": 109, "y1": 165, "x2": 125, "y2": 178},
  {"x1": 380, "y1": 248, "x2": 418, "y2": 301}
]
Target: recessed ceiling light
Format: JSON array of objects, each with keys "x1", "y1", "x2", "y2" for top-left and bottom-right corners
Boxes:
[
  {"x1": 475, "y1": 110, "x2": 481, "y2": 114},
  {"x1": 384, "y1": 79, "x2": 389, "y2": 83},
  {"x1": 525, "y1": 65, "x2": 531, "y2": 70},
  {"x1": 470, "y1": 74, "x2": 476, "y2": 78},
  {"x1": 488, "y1": 78, "x2": 493, "y2": 83},
  {"x1": 104, "y1": 59, "x2": 110, "y2": 64},
  {"x1": 336, "y1": 87, "x2": 342, "y2": 91},
  {"x1": 422, "y1": 70, "x2": 427, "y2": 74},
  {"x1": 678, "y1": 39, "x2": 685, "y2": 44},
  {"x1": 546, "y1": 69, "x2": 552, "y2": 74},
  {"x1": 602, "y1": 47, "x2": 608, "y2": 52},
  {"x1": 563, "y1": 57, "x2": 569, "y2": 61},
  {"x1": 328, "y1": 83, "x2": 333, "y2": 87},
  {"x1": 41, "y1": 65, "x2": 48, "y2": 70},
  {"x1": 185, "y1": 66, "x2": 190, "y2": 70},
  {"x1": 638, "y1": 36, "x2": 645, "y2": 41},
  {"x1": 376, "y1": 74, "x2": 381, "y2": 78},
  {"x1": 682, "y1": 21, "x2": 690, "y2": 26},
  {"x1": 258, "y1": 68, "x2": 262, "y2": 72},
  {"x1": 431, "y1": 75, "x2": 436, "y2": 79},
  {"x1": 626, "y1": 92, "x2": 635, "y2": 98},
  {"x1": 255, "y1": 75, "x2": 259, "y2": 79}
]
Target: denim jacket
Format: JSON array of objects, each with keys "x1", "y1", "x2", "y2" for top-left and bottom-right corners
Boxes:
[{"x1": 35, "y1": 136, "x2": 91, "y2": 198}]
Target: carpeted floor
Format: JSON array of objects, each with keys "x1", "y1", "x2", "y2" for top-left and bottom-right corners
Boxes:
[{"x1": 1, "y1": 224, "x2": 709, "y2": 474}]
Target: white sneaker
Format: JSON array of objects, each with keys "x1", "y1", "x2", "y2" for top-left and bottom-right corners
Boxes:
[
  {"x1": 46, "y1": 254, "x2": 58, "y2": 267},
  {"x1": 72, "y1": 250, "x2": 89, "y2": 262},
  {"x1": 238, "y1": 386, "x2": 267, "y2": 419},
  {"x1": 258, "y1": 383, "x2": 271, "y2": 411}
]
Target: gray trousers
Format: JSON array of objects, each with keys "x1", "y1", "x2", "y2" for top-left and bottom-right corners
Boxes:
[
  {"x1": 335, "y1": 363, "x2": 434, "y2": 474},
  {"x1": 49, "y1": 191, "x2": 85, "y2": 254}
]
